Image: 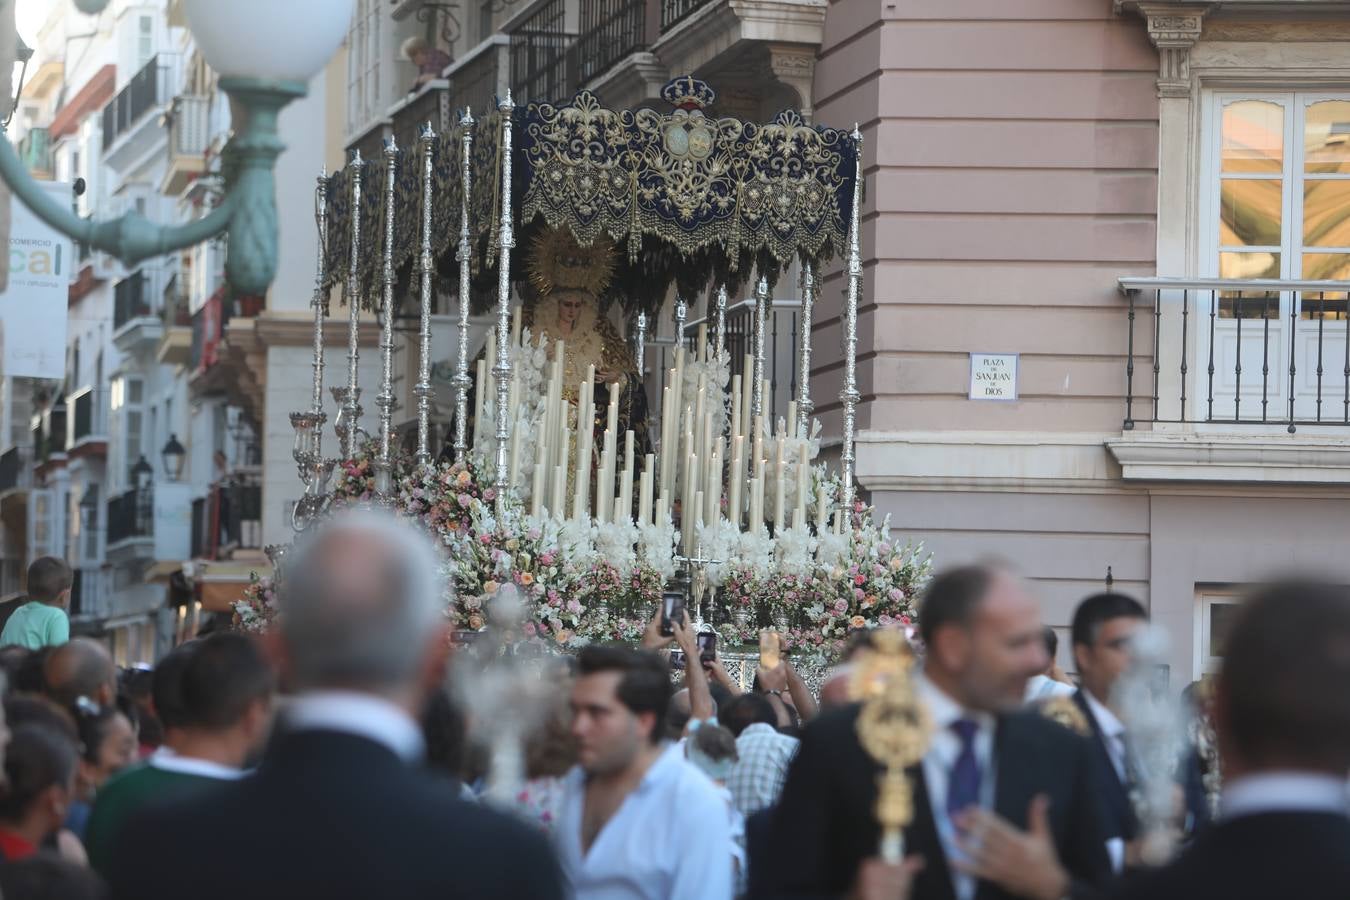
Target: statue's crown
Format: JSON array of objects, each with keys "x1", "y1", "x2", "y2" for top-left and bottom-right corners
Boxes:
[{"x1": 662, "y1": 76, "x2": 716, "y2": 112}]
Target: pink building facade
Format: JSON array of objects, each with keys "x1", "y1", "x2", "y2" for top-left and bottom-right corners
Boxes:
[{"x1": 816, "y1": 0, "x2": 1350, "y2": 683}]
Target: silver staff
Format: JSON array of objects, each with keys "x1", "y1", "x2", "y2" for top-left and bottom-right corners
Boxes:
[
  {"x1": 752, "y1": 275, "x2": 768, "y2": 419},
  {"x1": 634, "y1": 310, "x2": 647, "y2": 378},
  {"x1": 413, "y1": 124, "x2": 436, "y2": 465},
  {"x1": 839, "y1": 126, "x2": 863, "y2": 520},
  {"x1": 797, "y1": 261, "x2": 816, "y2": 437},
  {"x1": 340, "y1": 149, "x2": 365, "y2": 460},
  {"x1": 375, "y1": 136, "x2": 398, "y2": 496},
  {"x1": 492, "y1": 93, "x2": 516, "y2": 502},
  {"x1": 715, "y1": 285, "x2": 727, "y2": 357},
  {"x1": 453, "y1": 109, "x2": 476, "y2": 463}
]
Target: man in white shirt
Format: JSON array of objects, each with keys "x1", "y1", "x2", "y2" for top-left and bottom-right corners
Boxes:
[
  {"x1": 558, "y1": 644, "x2": 733, "y2": 900},
  {"x1": 1069, "y1": 592, "x2": 1149, "y2": 869},
  {"x1": 1025, "y1": 625, "x2": 1076, "y2": 703}
]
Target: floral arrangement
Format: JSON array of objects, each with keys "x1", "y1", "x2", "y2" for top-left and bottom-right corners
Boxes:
[
  {"x1": 235, "y1": 449, "x2": 931, "y2": 661},
  {"x1": 232, "y1": 572, "x2": 278, "y2": 634},
  {"x1": 331, "y1": 438, "x2": 414, "y2": 506}
]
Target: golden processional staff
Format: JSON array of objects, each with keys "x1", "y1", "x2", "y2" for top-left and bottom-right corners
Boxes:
[{"x1": 853, "y1": 629, "x2": 932, "y2": 863}]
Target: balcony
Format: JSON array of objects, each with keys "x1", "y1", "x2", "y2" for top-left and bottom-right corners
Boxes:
[
  {"x1": 69, "y1": 568, "x2": 109, "y2": 621},
  {"x1": 572, "y1": 0, "x2": 650, "y2": 87},
  {"x1": 32, "y1": 405, "x2": 67, "y2": 467},
  {"x1": 507, "y1": 0, "x2": 577, "y2": 104},
  {"x1": 106, "y1": 481, "x2": 192, "y2": 561},
  {"x1": 448, "y1": 36, "x2": 511, "y2": 120},
  {"x1": 102, "y1": 54, "x2": 176, "y2": 170},
  {"x1": 1109, "y1": 277, "x2": 1350, "y2": 483},
  {"x1": 113, "y1": 270, "x2": 164, "y2": 353},
  {"x1": 160, "y1": 94, "x2": 210, "y2": 196},
  {"x1": 389, "y1": 80, "x2": 453, "y2": 155},
  {"x1": 0, "y1": 447, "x2": 29, "y2": 495},
  {"x1": 192, "y1": 477, "x2": 263, "y2": 561},
  {"x1": 17, "y1": 127, "x2": 52, "y2": 178},
  {"x1": 65, "y1": 387, "x2": 108, "y2": 459}
]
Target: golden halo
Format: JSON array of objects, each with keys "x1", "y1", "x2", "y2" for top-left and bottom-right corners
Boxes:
[{"x1": 528, "y1": 228, "x2": 616, "y2": 298}]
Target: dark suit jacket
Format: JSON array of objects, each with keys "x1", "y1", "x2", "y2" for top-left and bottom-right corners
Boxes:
[
  {"x1": 106, "y1": 729, "x2": 564, "y2": 900},
  {"x1": 1108, "y1": 811, "x2": 1350, "y2": 900},
  {"x1": 1073, "y1": 689, "x2": 1139, "y2": 842},
  {"x1": 765, "y1": 704, "x2": 1112, "y2": 900}
]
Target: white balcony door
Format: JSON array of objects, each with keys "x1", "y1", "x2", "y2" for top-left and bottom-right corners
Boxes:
[{"x1": 1201, "y1": 92, "x2": 1350, "y2": 426}]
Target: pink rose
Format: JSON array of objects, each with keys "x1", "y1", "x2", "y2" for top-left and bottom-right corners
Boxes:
[
  {"x1": 522, "y1": 622, "x2": 538, "y2": 637},
  {"x1": 854, "y1": 575, "x2": 865, "y2": 586},
  {"x1": 833, "y1": 599, "x2": 848, "y2": 613}
]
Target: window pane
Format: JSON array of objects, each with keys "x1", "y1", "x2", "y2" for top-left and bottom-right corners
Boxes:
[
  {"x1": 1218, "y1": 293, "x2": 1278, "y2": 319},
  {"x1": 1303, "y1": 180, "x2": 1350, "y2": 248},
  {"x1": 1220, "y1": 251, "x2": 1280, "y2": 280},
  {"x1": 1304, "y1": 100, "x2": 1350, "y2": 174},
  {"x1": 1302, "y1": 252, "x2": 1350, "y2": 282},
  {"x1": 1222, "y1": 100, "x2": 1284, "y2": 174},
  {"x1": 127, "y1": 380, "x2": 143, "y2": 404},
  {"x1": 1209, "y1": 603, "x2": 1240, "y2": 658},
  {"x1": 1220, "y1": 180, "x2": 1282, "y2": 247}
]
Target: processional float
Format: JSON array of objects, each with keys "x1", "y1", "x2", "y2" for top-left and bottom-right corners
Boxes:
[{"x1": 271, "y1": 75, "x2": 931, "y2": 662}]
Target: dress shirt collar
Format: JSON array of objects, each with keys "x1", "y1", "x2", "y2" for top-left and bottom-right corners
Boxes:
[
  {"x1": 915, "y1": 669, "x2": 996, "y2": 735},
  {"x1": 1082, "y1": 688, "x2": 1125, "y2": 739},
  {"x1": 282, "y1": 690, "x2": 424, "y2": 763},
  {"x1": 149, "y1": 746, "x2": 245, "y2": 780},
  {"x1": 1222, "y1": 772, "x2": 1350, "y2": 821}
]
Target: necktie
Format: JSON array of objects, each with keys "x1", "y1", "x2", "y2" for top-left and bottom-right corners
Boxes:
[{"x1": 947, "y1": 718, "x2": 981, "y2": 822}]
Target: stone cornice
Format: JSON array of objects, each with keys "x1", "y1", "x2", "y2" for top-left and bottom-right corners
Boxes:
[
  {"x1": 1135, "y1": 4, "x2": 1210, "y2": 98},
  {"x1": 1107, "y1": 433, "x2": 1350, "y2": 484}
]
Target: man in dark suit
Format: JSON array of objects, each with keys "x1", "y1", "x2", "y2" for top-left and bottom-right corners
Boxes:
[
  {"x1": 766, "y1": 564, "x2": 1111, "y2": 900},
  {"x1": 1105, "y1": 580, "x2": 1350, "y2": 900},
  {"x1": 1069, "y1": 592, "x2": 1148, "y2": 867},
  {"x1": 106, "y1": 511, "x2": 563, "y2": 900}
]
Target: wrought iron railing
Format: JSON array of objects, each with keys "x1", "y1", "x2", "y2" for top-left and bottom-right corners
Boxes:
[
  {"x1": 509, "y1": 0, "x2": 576, "y2": 104},
  {"x1": 67, "y1": 388, "x2": 104, "y2": 445},
  {"x1": 660, "y1": 0, "x2": 715, "y2": 30},
  {"x1": 102, "y1": 55, "x2": 169, "y2": 151},
  {"x1": 107, "y1": 487, "x2": 153, "y2": 546},
  {"x1": 452, "y1": 38, "x2": 507, "y2": 118},
  {"x1": 33, "y1": 405, "x2": 66, "y2": 462},
  {"x1": 193, "y1": 479, "x2": 263, "y2": 560},
  {"x1": 391, "y1": 84, "x2": 453, "y2": 153},
  {"x1": 113, "y1": 271, "x2": 152, "y2": 331},
  {"x1": 572, "y1": 0, "x2": 648, "y2": 85},
  {"x1": 1119, "y1": 277, "x2": 1350, "y2": 431}
]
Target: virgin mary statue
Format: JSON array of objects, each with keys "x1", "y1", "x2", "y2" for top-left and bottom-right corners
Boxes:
[{"x1": 525, "y1": 228, "x2": 651, "y2": 457}]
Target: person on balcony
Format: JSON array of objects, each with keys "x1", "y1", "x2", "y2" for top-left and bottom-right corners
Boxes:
[
  {"x1": 0, "y1": 558, "x2": 72, "y2": 651},
  {"x1": 402, "y1": 37, "x2": 452, "y2": 91}
]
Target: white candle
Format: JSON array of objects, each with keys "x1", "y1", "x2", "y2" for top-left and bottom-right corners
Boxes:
[
  {"x1": 773, "y1": 441, "x2": 786, "y2": 532},
  {"x1": 684, "y1": 453, "x2": 698, "y2": 553},
  {"x1": 693, "y1": 490, "x2": 704, "y2": 536},
  {"x1": 473, "y1": 359, "x2": 487, "y2": 445},
  {"x1": 606, "y1": 381, "x2": 619, "y2": 439},
  {"x1": 511, "y1": 305, "x2": 522, "y2": 347},
  {"x1": 787, "y1": 400, "x2": 798, "y2": 442},
  {"x1": 553, "y1": 464, "x2": 567, "y2": 521},
  {"x1": 728, "y1": 436, "x2": 744, "y2": 531},
  {"x1": 656, "y1": 495, "x2": 668, "y2": 526},
  {"x1": 530, "y1": 448, "x2": 545, "y2": 517},
  {"x1": 729, "y1": 379, "x2": 742, "y2": 445},
  {"x1": 796, "y1": 443, "x2": 809, "y2": 526},
  {"x1": 697, "y1": 323, "x2": 708, "y2": 363},
  {"x1": 621, "y1": 431, "x2": 635, "y2": 520},
  {"x1": 752, "y1": 415, "x2": 765, "y2": 478},
  {"x1": 614, "y1": 495, "x2": 625, "y2": 524},
  {"x1": 816, "y1": 480, "x2": 828, "y2": 532},
  {"x1": 638, "y1": 466, "x2": 652, "y2": 527},
  {"x1": 707, "y1": 447, "x2": 721, "y2": 523}
]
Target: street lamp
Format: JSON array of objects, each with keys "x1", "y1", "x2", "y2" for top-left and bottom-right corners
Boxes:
[
  {"x1": 161, "y1": 433, "x2": 186, "y2": 481},
  {"x1": 0, "y1": 0, "x2": 355, "y2": 296}
]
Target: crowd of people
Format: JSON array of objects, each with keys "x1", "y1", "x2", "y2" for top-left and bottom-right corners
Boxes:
[{"x1": 0, "y1": 510, "x2": 1343, "y2": 899}]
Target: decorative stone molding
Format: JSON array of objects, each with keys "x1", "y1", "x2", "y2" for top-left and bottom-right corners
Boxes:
[
  {"x1": 1108, "y1": 433, "x2": 1350, "y2": 484},
  {"x1": 1138, "y1": 4, "x2": 1210, "y2": 98}
]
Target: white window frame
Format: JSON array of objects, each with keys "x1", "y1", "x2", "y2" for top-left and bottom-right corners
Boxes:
[{"x1": 1194, "y1": 591, "x2": 1243, "y2": 679}]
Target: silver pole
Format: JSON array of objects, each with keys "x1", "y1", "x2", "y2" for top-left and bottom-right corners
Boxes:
[
  {"x1": 674, "y1": 296, "x2": 687, "y2": 348},
  {"x1": 840, "y1": 126, "x2": 863, "y2": 519},
  {"x1": 714, "y1": 285, "x2": 727, "y2": 357},
  {"x1": 493, "y1": 93, "x2": 516, "y2": 501},
  {"x1": 453, "y1": 110, "x2": 475, "y2": 463},
  {"x1": 796, "y1": 261, "x2": 816, "y2": 437},
  {"x1": 414, "y1": 123, "x2": 437, "y2": 466},
  {"x1": 342, "y1": 150, "x2": 365, "y2": 460},
  {"x1": 634, "y1": 310, "x2": 647, "y2": 377},
  {"x1": 751, "y1": 275, "x2": 768, "y2": 419},
  {"x1": 311, "y1": 168, "x2": 328, "y2": 430},
  {"x1": 376, "y1": 136, "x2": 398, "y2": 485}
]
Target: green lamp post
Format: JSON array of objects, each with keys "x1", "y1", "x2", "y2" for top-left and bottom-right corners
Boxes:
[{"x1": 0, "y1": 0, "x2": 354, "y2": 296}]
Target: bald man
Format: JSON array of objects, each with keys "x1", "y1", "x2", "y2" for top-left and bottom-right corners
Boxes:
[{"x1": 45, "y1": 638, "x2": 117, "y2": 708}]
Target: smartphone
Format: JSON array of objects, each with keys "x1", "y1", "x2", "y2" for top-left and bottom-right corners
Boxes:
[
  {"x1": 759, "y1": 629, "x2": 781, "y2": 670},
  {"x1": 696, "y1": 631, "x2": 717, "y2": 665},
  {"x1": 670, "y1": 649, "x2": 687, "y2": 671},
  {"x1": 660, "y1": 591, "x2": 686, "y2": 637}
]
